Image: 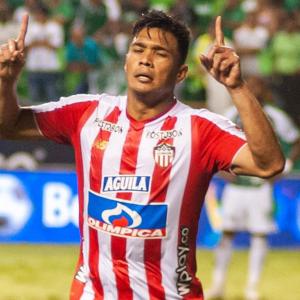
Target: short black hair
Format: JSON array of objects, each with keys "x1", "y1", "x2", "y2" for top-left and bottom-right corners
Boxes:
[
  {"x1": 33, "y1": 1, "x2": 50, "y2": 16},
  {"x1": 132, "y1": 10, "x2": 191, "y2": 65}
]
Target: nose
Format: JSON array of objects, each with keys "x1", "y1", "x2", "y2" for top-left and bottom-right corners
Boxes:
[{"x1": 139, "y1": 51, "x2": 153, "y2": 67}]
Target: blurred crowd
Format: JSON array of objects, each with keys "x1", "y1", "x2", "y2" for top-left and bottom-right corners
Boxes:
[{"x1": 1, "y1": 0, "x2": 300, "y2": 126}]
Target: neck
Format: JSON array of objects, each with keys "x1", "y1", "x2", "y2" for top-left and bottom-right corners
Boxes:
[{"x1": 126, "y1": 91, "x2": 176, "y2": 121}]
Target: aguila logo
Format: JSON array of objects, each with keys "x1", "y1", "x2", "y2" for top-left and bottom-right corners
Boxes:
[{"x1": 102, "y1": 175, "x2": 150, "y2": 193}]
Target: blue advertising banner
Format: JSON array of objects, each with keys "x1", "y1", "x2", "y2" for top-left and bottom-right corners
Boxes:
[
  {"x1": 0, "y1": 170, "x2": 299, "y2": 247},
  {"x1": 0, "y1": 170, "x2": 79, "y2": 243}
]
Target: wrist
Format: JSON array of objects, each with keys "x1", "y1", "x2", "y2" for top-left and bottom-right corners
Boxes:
[
  {"x1": 0, "y1": 78, "x2": 17, "y2": 87},
  {"x1": 227, "y1": 80, "x2": 247, "y2": 94}
]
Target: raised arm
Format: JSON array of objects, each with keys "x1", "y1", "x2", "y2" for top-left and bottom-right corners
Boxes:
[
  {"x1": 200, "y1": 16, "x2": 284, "y2": 178},
  {"x1": 0, "y1": 14, "x2": 42, "y2": 139}
]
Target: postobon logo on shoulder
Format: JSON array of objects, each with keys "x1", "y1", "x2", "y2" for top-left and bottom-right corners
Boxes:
[
  {"x1": 94, "y1": 118, "x2": 123, "y2": 133},
  {"x1": 146, "y1": 129, "x2": 183, "y2": 139}
]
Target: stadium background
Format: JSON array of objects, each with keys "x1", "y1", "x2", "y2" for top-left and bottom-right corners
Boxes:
[{"x1": 0, "y1": 0, "x2": 300, "y2": 299}]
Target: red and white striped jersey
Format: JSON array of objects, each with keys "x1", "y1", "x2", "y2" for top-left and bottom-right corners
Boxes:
[{"x1": 33, "y1": 93, "x2": 246, "y2": 300}]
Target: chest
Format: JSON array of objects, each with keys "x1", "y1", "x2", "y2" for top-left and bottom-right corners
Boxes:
[
  {"x1": 84, "y1": 118, "x2": 190, "y2": 174},
  {"x1": 29, "y1": 23, "x2": 55, "y2": 41}
]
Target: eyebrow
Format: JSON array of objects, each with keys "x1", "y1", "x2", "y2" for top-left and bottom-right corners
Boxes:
[{"x1": 131, "y1": 42, "x2": 170, "y2": 53}]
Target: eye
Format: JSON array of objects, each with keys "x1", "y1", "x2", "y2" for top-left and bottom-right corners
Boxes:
[
  {"x1": 156, "y1": 51, "x2": 168, "y2": 57},
  {"x1": 132, "y1": 46, "x2": 143, "y2": 53}
]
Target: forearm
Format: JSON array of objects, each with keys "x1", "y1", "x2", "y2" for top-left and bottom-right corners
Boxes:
[
  {"x1": 228, "y1": 82, "x2": 284, "y2": 171},
  {"x1": 200, "y1": 17, "x2": 284, "y2": 177},
  {"x1": 0, "y1": 79, "x2": 21, "y2": 137}
]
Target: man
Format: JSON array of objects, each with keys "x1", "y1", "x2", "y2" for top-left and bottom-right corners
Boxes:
[
  {"x1": 24, "y1": 3, "x2": 64, "y2": 103},
  {"x1": 0, "y1": 10, "x2": 284, "y2": 300},
  {"x1": 206, "y1": 75, "x2": 300, "y2": 300},
  {"x1": 66, "y1": 24, "x2": 102, "y2": 94}
]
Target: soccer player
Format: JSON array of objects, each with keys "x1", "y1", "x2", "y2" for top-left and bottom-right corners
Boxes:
[
  {"x1": 0, "y1": 10, "x2": 284, "y2": 300},
  {"x1": 206, "y1": 75, "x2": 300, "y2": 300}
]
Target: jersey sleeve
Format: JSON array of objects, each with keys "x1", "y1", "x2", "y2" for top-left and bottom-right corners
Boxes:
[
  {"x1": 31, "y1": 94, "x2": 99, "y2": 144},
  {"x1": 197, "y1": 111, "x2": 246, "y2": 172}
]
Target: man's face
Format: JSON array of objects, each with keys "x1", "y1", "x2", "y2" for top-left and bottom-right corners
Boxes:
[
  {"x1": 125, "y1": 27, "x2": 186, "y2": 98},
  {"x1": 71, "y1": 28, "x2": 85, "y2": 46}
]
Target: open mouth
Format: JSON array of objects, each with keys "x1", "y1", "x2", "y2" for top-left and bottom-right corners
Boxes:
[{"x1": 135, "y1": 73, "x2": 153, "y2": 83}]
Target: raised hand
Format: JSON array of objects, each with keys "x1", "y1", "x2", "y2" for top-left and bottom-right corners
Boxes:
[
  {"x1": 0, "y1": 14, "x2": 29, "y2": 81},
  {"x1": 200, "y1": 16, "x2": 243, "y2": 89}
]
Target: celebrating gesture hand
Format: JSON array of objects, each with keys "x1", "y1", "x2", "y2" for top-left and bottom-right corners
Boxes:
[
  {"x1": 0, "y1": 14, "x2": 28, "y2": 81},
  {"x1": 200, "y1": 16, "x2": 243, "y2": 89}
]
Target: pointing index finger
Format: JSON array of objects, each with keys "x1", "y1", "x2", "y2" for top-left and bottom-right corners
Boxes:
[
  {"x1": 215, "y1": 16, "x2": 225, "y2": 46},
  {"x1": 17, "y1": 14, "x2": 29, "y2": 49}
]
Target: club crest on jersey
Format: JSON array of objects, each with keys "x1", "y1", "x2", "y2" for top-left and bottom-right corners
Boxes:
[
  {"x1": 88, "y1": 191, "x2": 168, "y2": 239},
  {"x1": 153, "y1": 143, "x2": 175, "y2": 167},
  {"x1": 102, "y1": 175, "x2": 150, "y2": 193}
]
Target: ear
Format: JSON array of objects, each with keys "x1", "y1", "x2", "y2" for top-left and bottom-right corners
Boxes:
[{"x1": 176, "y1": 64, "x2": 188, "y2": 84}]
